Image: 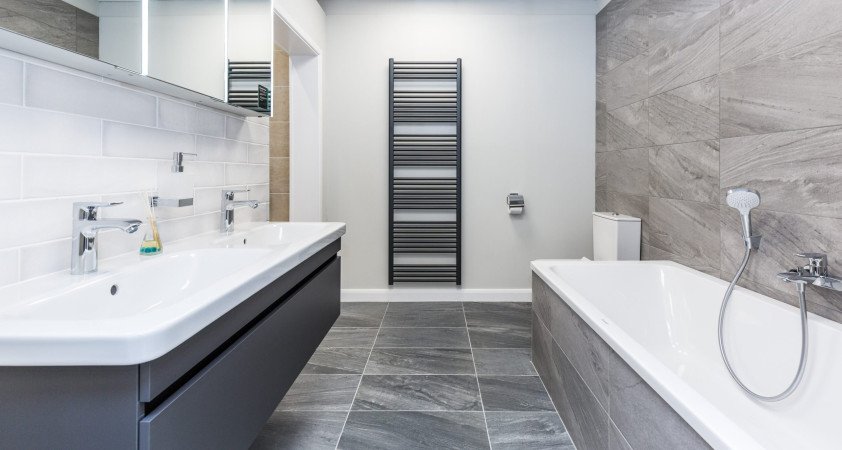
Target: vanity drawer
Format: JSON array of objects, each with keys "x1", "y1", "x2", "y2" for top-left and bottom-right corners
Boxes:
[{"x1": 139, "y1": 257, "x2": 340, "y2": 450}]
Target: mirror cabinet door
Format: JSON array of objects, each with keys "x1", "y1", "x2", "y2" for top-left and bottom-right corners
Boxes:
[{"x1": 226, "y1": 0, "x2": 271, "y2": 114}]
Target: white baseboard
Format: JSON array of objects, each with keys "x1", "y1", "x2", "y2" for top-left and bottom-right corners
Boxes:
[{"x1": 341, "y1": 288, "x2": 532, "y2": 302}]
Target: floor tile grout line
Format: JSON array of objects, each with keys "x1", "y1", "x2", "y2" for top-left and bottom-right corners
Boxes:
[
  {"x1": 463, "y1": 302, "x2": 494, "y2": 450},
  {"x1": 334, "y1": 302, "x2": 389, "y2": 450}
]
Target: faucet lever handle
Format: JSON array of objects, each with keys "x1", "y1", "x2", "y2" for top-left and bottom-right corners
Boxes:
[
  {"x1": 222, "y1": 189, "x2": 250, "y2": 200},
  {"x1": 795, "y1": 252, "x2": 828, "y2": 276},
  {"x1": 73, "y1": 201, "x2": 123, "y2": 219}
]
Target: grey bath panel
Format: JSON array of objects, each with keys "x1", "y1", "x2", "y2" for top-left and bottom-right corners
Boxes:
[
  {"x1": 601, "y1": 52, "x2": 649, "y2": 110},
  {"x1": 648, "y1": 8, "x2": 719, "y2": 96},
  {"x1": 606, "y1": 147, "x2": 650, "y2": 196},
  {"x1": 277, "y1": 374, "x2": 361, "y2": 411},
  {"x1": 334, "y1": 302, "x2": 388, "y2": 328},
  {"x1": 608, "y1": 351, "x2": 710, "y2": 450},
  {"x1": 473, "y1": 348, "x2": 537, "y2": 376},
  {"x1": 596, "y1": 0, "x2": 648, "y2": 76},
  {"x1": 375, "y1": 327, "x2": 471, "y2": 348},
  {"x1": 605, "y1": 100, "x2": 650, "y2": 151},
  {"x1": 338, "y1": 411, "x2": 489, "y2": 450},
  {"x1": 478, "y1": 376, "x2": 556, "y2": 412},
  {"x1": 720, "y1": 0, "x2": 842, "y2": 72},
  {"x1": 250, "y1": 411, "x2": 347, "y2": 450},
  {"x1": 720, "y1": 32, "x2": 842, "y2": 138},
  {"x1": 608, "y1": 422, "x2": 633, "y2": 450},
  {"x1": 648, "y1": 197, "x2": 720, "y2": 275},
  {"x1": 365, "y1": 348, "x2": 475, "y2": 375},
  {"x1": 321, "y1": 327, "x2": 379, "y2": 348},
  {"x1": 649, "y1": 140, "x2": 719, "y2": 204},
  {"x1": 532, "y1": 313, "x2": 611, "y2": 450},
  {"x1": 381, "y1": 302, "x2": 467, "y2": 327},
  {"x1": 485, "y1": 412, "x2": 574, "y2": 450},
  {"x1": 303, "y1": 348, "x2": 370, "y2": 375},
  {"x1": 468, "y1": 325, "x2": 532, "y2": 349},
  {"x1": 353, "y1": 375, "x2": 482, "y2": 411},
  {"x1": 647, "y1": 76, "x2": 719, "y2": 146},
  {"x1": 720, "y1": 126, "x2": 842, "y2": 219},
  {"x1": 463, "y1": 301, "x2": 531, "y2": 328},
  {"x1": 532, "y1": 275, "x2": 610, "y2": 409}
]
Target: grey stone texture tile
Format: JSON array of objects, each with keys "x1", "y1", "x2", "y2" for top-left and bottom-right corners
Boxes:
[
  {"x1": 303, "y1": 348, "x2": 370, "y2": 375},
  {"x1": 375, "y1": 327, "x2": 471, "y2": 348},
  {"x1": 468, "y1": 325, "x2": 531, "y2": 349},
  {"x1": 338, "y1": 411, "x2": 489, "y2": 450},
  {"x1": 250, "y1": 411, "x2": 346, "y2": 450},
  {"x1": 334, "y1": 302, "x2": 388, "y2": 328},
  {"x1": 353, "y1": 375, "x2": 482, "y2": 411},
  {"x1": 606, "y1": 147, "x2": 650, "y2": 196},
  {"x1": 647, "y1": 76, "x2": 719, "y2": 145},
  {"x1": 485, "y1": 412, "x2": 575, "y2": 450},
  {"x1": 648, "y1": 8, "x2": 719, "y2": 96},
  {"x1": 478, "y1": 376, "x2": 556, "y2": 412},
  {"x1": 381, "y1": 302, "x2": 466, "y2": 327},
  {"x1": 648, "y1": 197, "x2": 720, "y2": 275},
  {"x1": 473, "y1": 348, "x2": 537, "y2": 376},
  {"x1": 606, "y1": 100, "x2": 650, "y2": 151},
  {"x1": 321, "y1": 328, "x2": 378, "y2": 348},
  {"x1": 365, "y1": 348, "x2": 475, "y2": 375},
  {"x1": 277, "y1": 375, "x2": 361, "y2": 411},
  {"x1": 463, "y1": 302, "x2": 531, "y2": 328},
  {"x1": 649, "y1": 140, "x2": 719, "y2": 204}
]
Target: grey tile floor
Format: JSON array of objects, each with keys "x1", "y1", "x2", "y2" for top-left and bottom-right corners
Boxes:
[{"x1": 251, "y1": 302, "x2": 575, "y2": 450}]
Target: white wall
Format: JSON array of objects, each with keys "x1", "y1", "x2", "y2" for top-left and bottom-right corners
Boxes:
[
  {"x1": 0, "y1": 48, "x2": 269, "y2": 289},
  {"x1": 322, "y1": 0, "x2": 596, "y2": 290},
  {"x1": 273, "y1": 0, "x2": 326, "y2": 51},
  {"x1": 228, "y1": 0, "x2": 272, "y2": 62}
]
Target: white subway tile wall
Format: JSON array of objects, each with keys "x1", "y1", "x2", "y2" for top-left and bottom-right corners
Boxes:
[{"x1": 0, "y1": 49, "x2": 270, "y2": 288}]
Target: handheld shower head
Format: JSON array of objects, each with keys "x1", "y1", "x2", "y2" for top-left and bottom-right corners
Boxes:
[{"x1": 726, "y1": 188, "x2": 761, "y2": 249}]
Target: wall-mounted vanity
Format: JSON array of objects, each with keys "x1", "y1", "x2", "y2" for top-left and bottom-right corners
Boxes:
[{"x1": 0, "y1": 0, "x2": 273, "y2": 115}]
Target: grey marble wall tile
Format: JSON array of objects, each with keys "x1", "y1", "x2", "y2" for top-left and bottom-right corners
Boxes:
[
  {"x1": 596, "y1": 101, "x2": 608, "y2": 153},
  {"x1": 649, "y1": 8, "x2": 719, "y2": 96},
  {"x1": 595, "y1": 190, "x2": 608, "y2": 212},
  {"x1": 720, "y1": 0, "x2": 842, "y2": 72},
  {"x1": 598, "y1": 0, "x2": 649, "y2": 75},
  {"x1": 649, "y1": 141, "x2": 719, "y2": 204},
  {"x1": 720, "y1": 207, "x2": 842, "y2": 322},
  {"x1": 478, "y1": 376, "x2": 556, "y2": 412},
  {"x1": 473, "y1": 348, "x2": 537, "y2": 376},
  {"x1": 353, "y1": 375, "x2": 482, "y2": 411},
  {"x1": 75, "y1": 37, "x2": 98, "y2": 59},
  {"x1": 464, "y1": 301, "x2": 531, "y2": 328},
  {"x1": 278, "y1": 375, "x2": 361, "y2": 411},
  {"x1": 334, "y1": 302, "x2": 388, "y2": 328},
  {"x1": 382, "y1": 302, "x2": 466, "y2": 327},
  {"x1": 643, "y1": 243, "x2": 721, "y2": 277},
  {"x1": 648, "y1": 76, "x2": 719, "y2": 145},
  {"x1": 303, "y1": 348, "x2": 370, "y2": 375},
  {"x1": 2, "y1": 0, "x2": 76, "y2": 33},
  {"x1": 596, "y1": 152, "x2": 608, "y2": 192},
  {"x1": 338, "y1": 411, "x2": 489, "y2": 450},
  {"x1": 532, "y1": 314, "x2": 611, "y2": 450},
  {"x1": 721, "y1": 32, "x2": 842, "y2": 138},
  {"x1": 365, "y1": 348, "x2": 474, "y2": 375},
  {"x1": 602, "y1": 52, "x2": 649, "y2": 110},
  {"x1": 606, "y1": 100, "x2": 650, "y2": 151},
  {"x1": 0, "y1": 14, "x2": 76, "y2": 51},
  {"x1": 608, "y1": 351, "x2": 710, "y2": 449},
  {"x1": 606, "y1": 147, "x2": 649, "y2": 196},
  {"x1": 485, "y1": 412, "x2": 574, "y2": 449},
  {"x1": 532, "y1": 275, "x2": 610, "y2": 409},
  {"x1": 375, "y1": 327, "x2": 470, "y2": 348},
  {"x1": 649, "y1": 0, "x2": 720, "y2": 45},
  {"x1": 648, "y1": 197, "x2": 720, "y2": 274},
  {"x1": 75, "y1": 9, "x2": 98, "y2": 41},
  {"x1": 721, "y1": 126, "x2": 842, "y2": 219},
  {"x1": 321, "y1": 328, "x2": 378, "y2": 348},
  {"x1": 251, "y1": 411, "x2": 346, "y2": 450}
]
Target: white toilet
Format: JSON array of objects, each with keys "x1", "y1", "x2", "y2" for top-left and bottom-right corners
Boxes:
[{"x1": 592, "y1": 212, "x2": 641, "y2": 261}]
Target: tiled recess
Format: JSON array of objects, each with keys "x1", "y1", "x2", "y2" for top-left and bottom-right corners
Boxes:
[
  {"x1": 269, "y1": 45, "x2": 290, "y2": 221},
  {"x1": 251, "y1": 302, "x2": 574, "y2": 449},
  {"x1": 595, "y1": 0, "x2": 842, "y2": 323},
  {"x1": 0, "y1": 48, "x2": 269, "y2": 289}
]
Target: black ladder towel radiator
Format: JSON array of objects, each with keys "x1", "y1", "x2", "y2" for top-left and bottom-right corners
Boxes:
[{"x1": 388, "y1": 59, "x2": 462, "y2": 285}]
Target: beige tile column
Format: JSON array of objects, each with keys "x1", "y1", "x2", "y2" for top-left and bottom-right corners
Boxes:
[{"x1": 270, "y1": 45, "x2": 290, "y2": 221}]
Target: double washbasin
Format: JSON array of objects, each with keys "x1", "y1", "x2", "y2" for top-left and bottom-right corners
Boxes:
[{"x1": 0, "y1": 222, "x2": 345, "y2": 366}]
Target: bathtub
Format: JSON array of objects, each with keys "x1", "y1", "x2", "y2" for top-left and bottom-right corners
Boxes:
[{"x1": 531, "y1": 259, "x2": 842, "y2": 450}]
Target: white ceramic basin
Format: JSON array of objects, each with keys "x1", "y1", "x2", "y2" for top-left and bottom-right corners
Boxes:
[
  {"x1": 0, "y1": 249, "x2": 270, "y2": 321},
  {"x1": 0, "y1": 222, "x2": 346, "y2": 366},
  {"x1": 214, "y1": 222, "x2": 338, "y2": 248}
]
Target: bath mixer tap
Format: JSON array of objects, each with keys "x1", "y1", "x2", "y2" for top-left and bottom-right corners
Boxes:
[
  {"x1": 779, "y1": 253, "x2": 842, "y2": 292},
  {"x1": 71, "y1": 202, "x2": 142, "y2": 275},
  {"x1": 221, "y1": 189, "x2": 259, "y2": 233}
]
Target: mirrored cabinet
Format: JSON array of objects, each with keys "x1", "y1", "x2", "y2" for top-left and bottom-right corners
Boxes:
[{"x1": 0, "y1": 0, "x2": 272, "y2": 115}]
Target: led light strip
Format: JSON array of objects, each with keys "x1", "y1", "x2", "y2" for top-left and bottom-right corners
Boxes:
[{"x1": 141, "y1": 0, "x2": 149, "y2": 75}]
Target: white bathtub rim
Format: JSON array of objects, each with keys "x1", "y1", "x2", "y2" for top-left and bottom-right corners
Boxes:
[{"x1": 531, "y1": 259, "x2": 766, "y2": 450}]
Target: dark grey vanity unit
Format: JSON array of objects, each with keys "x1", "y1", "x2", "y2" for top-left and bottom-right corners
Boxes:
[{"x1": 0, "y1": 240, "x2": 341, "y2": 450}]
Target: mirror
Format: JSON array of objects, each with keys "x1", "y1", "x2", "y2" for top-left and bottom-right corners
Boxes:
[{"x1": 0, "y1": 0, "x2": 271, "y2": 115}]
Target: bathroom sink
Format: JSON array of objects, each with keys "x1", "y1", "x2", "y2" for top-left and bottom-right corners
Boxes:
[
  {"x1": 0, "y1": 248, "x2": 271, "y2": 321},
  {"x1": 0, "y1": 222, "x2": 346, "y2": 365},
  {"x1": 214, "y1": 222, "x2": 339, "y2": 248}
]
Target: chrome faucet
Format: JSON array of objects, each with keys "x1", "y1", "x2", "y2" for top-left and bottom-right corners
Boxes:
[
  {"x1": 779, "y1": 252, "x2": 842, "y2": 292},
  {"x1": 220, "y1": 190, "x2": 258, "y2": 233},
  {"x1": 71, "y1": 202, "x2": 142, "y2": 275}
]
